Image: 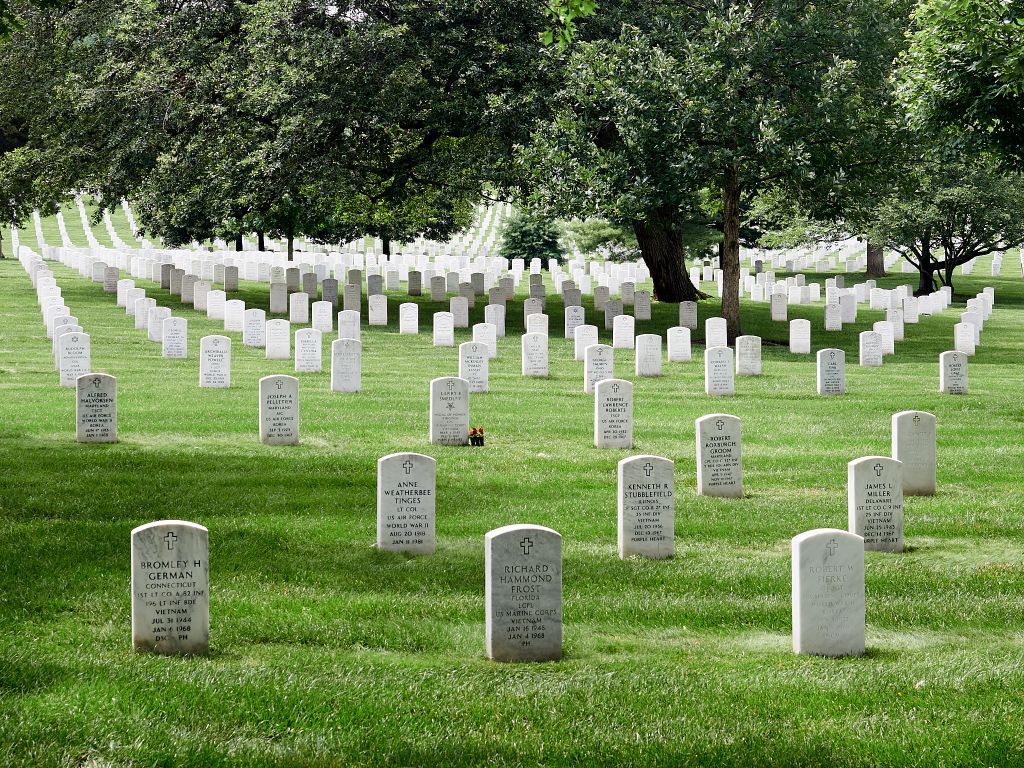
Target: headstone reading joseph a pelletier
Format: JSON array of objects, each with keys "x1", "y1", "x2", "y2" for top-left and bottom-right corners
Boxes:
[
  {"x1": 695, "y1": 413, "x2": 742, "y2": 497},
  {"x1": 131, "y1": 520, "x2": 209, "y2": 655},
  {"x1": 791, "y1": 528, "x2": 865, "y2": 657},
  {"x1": 485, "y1": 524, "x2": 562, "y2": 662},
  {"x1": 377, "y1": 452, "x2": 436, "y2": 555},
  {"x1": 258, "y1": 374, "x2": 300, "y2": 445},
  {"x1": 892, "y1": 410, "x2": 936, "y2": 496},
  {"x1": 618, "y1": 455, "x2": 674, "y2": 559},
  {"x1": 429, "y1": 376, "x2": 470, "y2": 445},
  {"x1": 848, "y1": 456, "x2": 904, "y2": 552},
  {"x1": 76, "y1": 373, "x2": 117, "y2": 443},
  {"x1": 594, "y1": 378, "x2": 633, "y2": 449}
]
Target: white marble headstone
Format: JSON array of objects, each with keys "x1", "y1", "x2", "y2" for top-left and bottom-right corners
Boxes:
[
  {"x1": 816, "y1": 348, "x2": 845, "y2": 395},
  {"x1": 695, "y1": 413, "x2": 742, "y2": 498},
  {"x1": 594, "y1": 378, "x2": 633, "y2": 449},
  {"x1": 791, "y1": 528, "x2": 864, "y2": 657},
  {"x1": 429, "y1": 377, "x2": 470, "y2": 445},
  {"x1": 76, "y1": 373, "x2": 117, "y2": 443},
  {"x1": 848, "y1": 456, "x2": 904, "y2": 552},
  {"x1": 617, "y1": 455, "x2": 674, "y2": 559},
  {"x1": 199, "y1": 335, "x2": 231, "y2": 388},
  {"x1": 892, "y1": 410, "x2": 936, "y2": 496},
  {"x1": 259, "y1": 375, "x2": 300, "y2": 445},
  {"x1": 377, "y1": 452, "x2": 436, "y2": 554}
]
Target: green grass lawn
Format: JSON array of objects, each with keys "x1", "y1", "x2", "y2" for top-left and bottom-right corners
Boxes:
[{"x1": 1, "y1": 213, "x2": 1023, "y2": 766}]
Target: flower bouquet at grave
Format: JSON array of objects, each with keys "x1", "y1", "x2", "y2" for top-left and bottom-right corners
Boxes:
[{"x1": 469, "y1": 427, "x2": 485, "y2": 446}]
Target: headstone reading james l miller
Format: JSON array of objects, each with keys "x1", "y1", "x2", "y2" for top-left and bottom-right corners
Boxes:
[{"x1": 131, "y1": 520, "x2": 209, "y2": 655}]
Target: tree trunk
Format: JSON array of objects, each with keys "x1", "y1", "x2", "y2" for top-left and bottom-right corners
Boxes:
[
  {"x1": 287, "y1": 222, "x2": 295, "y2": 262},
  {"x1": 632, "y1": 216, "x2": 702, "y2": 302},
  {"x1": 235, "y1": 231, "x2": 243, "y2": 251},
  {"x1": 943, "y1": 262, "x2": 955, "y2": 294},
  {"x1": 382, "y1": 235, "x2": 391, "y2": 257},
  {"x1": 257, "y1": 231, "x2": 265, "y2": 251},
  {"x1": 866, "y1": 241, "x2": 886, "y2": 277},
  {"x1": 721, "y1": 165, "x2": 742, "y2": 343}
]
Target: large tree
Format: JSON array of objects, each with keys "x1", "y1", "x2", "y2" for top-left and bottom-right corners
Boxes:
[
  {"x1": 900, "y1": 0, "x2": 1024, "y2": 164},
  {"x1": 524, "y1": 0, "x2": 908, "y2": 339},
  {"x1": 2, "y1": 0, "x2": 552, "y2": 254},
  {"x1": 866, "y1": 153, "x2": 1024, "y2": 295}
]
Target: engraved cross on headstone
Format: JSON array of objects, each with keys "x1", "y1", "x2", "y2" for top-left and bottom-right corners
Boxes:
[
  {"x1": 716, "y1": 419, "x2": 724, "y2": 431},
  {"x1": 520, "y1": 537, "x2": 533, "y2": 555},
  {"x1": 164, "y1": 532, "x2": 177, "y2": 550},
  {"x1": 826, "y1": 538, "x2": 838, "y2": 556},
  {"x1": 275, "y1": 380, "x2": 284, "y2": 390},
  {"x1": 611, "y1": 383, "x2": 620, "y2": 394},
  {"x1": 873, "y1": 462, "x2": 884, "y2": 477},
  {"x1": 402, "y1": 459, "x2": 414, "y2": 474},
  {"x1": 642, "y1": 462, "x2": 654, "y2": 477},
  {"x1": 913, "y1": 414, "x2": 921, "y2": 425}
]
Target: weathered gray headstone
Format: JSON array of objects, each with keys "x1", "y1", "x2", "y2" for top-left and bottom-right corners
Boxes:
[
  {"x1": 377, "y1": 452, "x2": 436, "y2": 555},
  {"x1": 485, "y1": 524, "x2": 562, "y2": 662},
  {"x1": 76, "y1": 373, "x2": 117, "y2": 443},
  {"x1": 131, "y1": 520, "x2": 209, "y2": 655},
  {"x1": 617, "y1": 455, "x2": 674, "y2": 559},
  {"x1": 695, "y1": 413, "x2": 742, "y2": 498},
  {"x1": 892, "y1": 411, "x2": 936, "y2": 496},
  {"x1": 848, "y1": 456, "x2": 904, "y2": 552},
  {"x1": 259, "y1": 374, "x2": 300, "y2": 445},
  {"x1": 429, "y1": 376, "x2": 470, "y2": 445},
  {"x1": 791, "y1": 528, "x2": 864, "y2": 657},
  {"x1": 330, "y1": 338, "x2": 361, "y2": 393}
]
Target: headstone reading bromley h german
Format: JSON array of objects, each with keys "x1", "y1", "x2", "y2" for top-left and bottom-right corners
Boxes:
[
  {"x1": 594, "y1": 378, "x2": 633, "y2": 449},
  {"x1": 76, "y1": 373, "x2": 117, "y2": 443},
  {"x1": 377, "y1": 452, "x2": 436, "y2": 555},
  {"x1": 330, "y1": 338, "x2": 362, "y2": 393},
  {"x1": 892, "y1": 410, "x2": 936, "y2": 496},
  {"x1": 848, "y1": 456, "x2": 904, "y2": 552},
  {"x1": 695, "y1": 414, "x2": 742, "y2": 498},
  {"x1": 791, "y1": 528, "x2": 865, "y2": 657},
  {"x1": 429, "y1": 377, "x2": 470, "y2": 445},
  {"x1": 131, "y1": 520, "x2": 209, "y2": 655},
  {"x1": 617, "y1": 455, "x2": 674, "y2": 559},
  {"x1": 258, "y1": 375, "x2": 300, "y2": 445},
  {"x1": 199, "y1": 335, "x2": 231, "y2": 388},
  {"x1": 816, "y1": 348, "x2": 845, "y2": 395},
  {"x1": 485, "y1": 524, "x2": 562, "y2": 662}
]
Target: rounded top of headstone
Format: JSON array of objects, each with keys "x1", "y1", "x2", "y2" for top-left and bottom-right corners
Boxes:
[
  {"x1": 695, "y1": 413, "x2": 741, "y2": 430},
  {"x1": 848, "y1": 455, "x2": 901, "y2": 471},
  {"x1": 892, "y1": 410, "x2": 935, "y2": 424},
  {"x1": 485, "y1": 523, "x2": 560, "y2": 543},
  {"x1": 595, "y1": 378, "x2": 632, "y2": 393},
  {"x1": 792, "y1": 527, "x2": 862, "y2": 549},
  {"x1": 131, "y1": 519, "x2": 208, "y2": 537},
  {"x1": 618, "y1": 454, "x2": 673, "y2": 471}
]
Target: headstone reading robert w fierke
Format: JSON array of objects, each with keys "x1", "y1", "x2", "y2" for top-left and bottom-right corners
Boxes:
[
  {"x1": 131, "y1": 520, "x2": 209, "y2": 655},
  {"x1": 695, "y1": 413, "x2": 742, "y2": 497},
  {"x1": 485, "y1": 524, "x2": 562, "y2": 662},
  {"x1": 429, "y1": 377, "x2": 470, "y2": 446},
  {"x1": 76, "y1": 373, "x2": 117, "y2": 443},
  {"x1": 892, "y1": 410, "x2": 936, "y2": 496},
  {"x1": 618, "y1": 455, "x2": 674, "y2": 559},
  {"x1": 259, "y1": 375, "x2": 300, "y2": 446},
  {"x1": 594, "y1": 378, "x2": 633, "y2": 449},
  {"x1": 791, "y1": 528, "x2": 864, "y2": 657},
  {"x1": 377, "y1": 452, "x2": 436, "y2": 555},
  {"x1": 847, "y1": 456, "x2": 903, "y2": 552}
]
